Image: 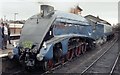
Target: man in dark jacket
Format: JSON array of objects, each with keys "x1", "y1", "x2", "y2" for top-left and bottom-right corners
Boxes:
[
  {"x1": 1, "y1": 22, "x2": 4, "y2": 50},
  {"x1": 2, "y1": 23, "x2": 8, "y2": 49},
  {"x1": 5, "y1": 23, "x2": 11, "y2": 44},
  {"x1": 1, "y1": 22, "x2": 4, "y2": 38},
  {"x1": 0, "y1": 23, "x2": 3, "y2": 50}
]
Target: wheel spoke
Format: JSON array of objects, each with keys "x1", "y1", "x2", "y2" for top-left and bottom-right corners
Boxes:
[
  {"x1": 78, "y1": 46, "x2": 81, "y2": 55},
  {"x1": 66, "y1": 49, "x2": 74, "y2": 61},
  {"x1": 48, "y1": 60, "x2": 53, "y2": 69},
  {"x1": 76, "y1": 46, "x2": 81, "y2": 56},
  {"x1": 81, "y1": 44, "x2": 86, "y2": 54},
  {"x1": 75, "y1": 47, "x2": 79, "y2": 57}
]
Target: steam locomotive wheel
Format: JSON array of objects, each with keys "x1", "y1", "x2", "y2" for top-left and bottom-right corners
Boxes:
[
  {"x1": 66, "y1": 49, "x2": 74, "y2": 61},
  {"x1": 75, "y1": 46, "x2": 81, "y2": 57},
  {"x1": 44, "y1": 59, "x2": 54, "y2": 71},
  {"x1": 81, "y1": 44, "x2": 86, "y2": 54}
]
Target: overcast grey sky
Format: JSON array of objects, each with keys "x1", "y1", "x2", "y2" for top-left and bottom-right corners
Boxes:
[{"x1": 0, "y1": 0, "x2": 119, "y2": 25}]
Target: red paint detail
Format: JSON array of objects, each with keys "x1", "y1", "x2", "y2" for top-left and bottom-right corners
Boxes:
[
  {"x1": 66, "y1": 49, "x2": 73, "y2": 61},
  {"x1": 48, "y1": 60, "x2": 53, "y2": 70}
]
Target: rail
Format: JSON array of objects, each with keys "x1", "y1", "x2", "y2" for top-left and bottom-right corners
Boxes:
[
  {"x1": 109, "y1": 50, "x2": 120, "y2": 75},
  {"x1": 81, "y1": 37, "x2": 118, "y2": 74}
]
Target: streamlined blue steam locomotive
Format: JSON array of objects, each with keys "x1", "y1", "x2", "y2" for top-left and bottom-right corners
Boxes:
[{"x1": 8, "y1": 5, "x2": 114, "y2": 71}]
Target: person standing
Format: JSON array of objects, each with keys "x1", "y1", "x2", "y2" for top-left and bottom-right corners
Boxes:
[
  {"x1": 2, "y1": 23, "x2": 8, "y2": 49},
  {"x1": 0, "y1": 23, "x2": 3, "y2": 50},
  {"x1": 5, "y1": 23, "x2": 11, "y2": 44}
]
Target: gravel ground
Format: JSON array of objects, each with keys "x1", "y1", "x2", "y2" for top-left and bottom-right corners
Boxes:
[{"x1": 1, "y1": 57, "x2": 22, "y2": 74}]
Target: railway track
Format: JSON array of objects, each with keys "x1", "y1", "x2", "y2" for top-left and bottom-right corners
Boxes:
[
  {"x1": 81, "y1": 37, "x2": 118, "y2": 74},
  {"x1": 110, "y1": 50, "x2": 120, "y2": 75}
]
